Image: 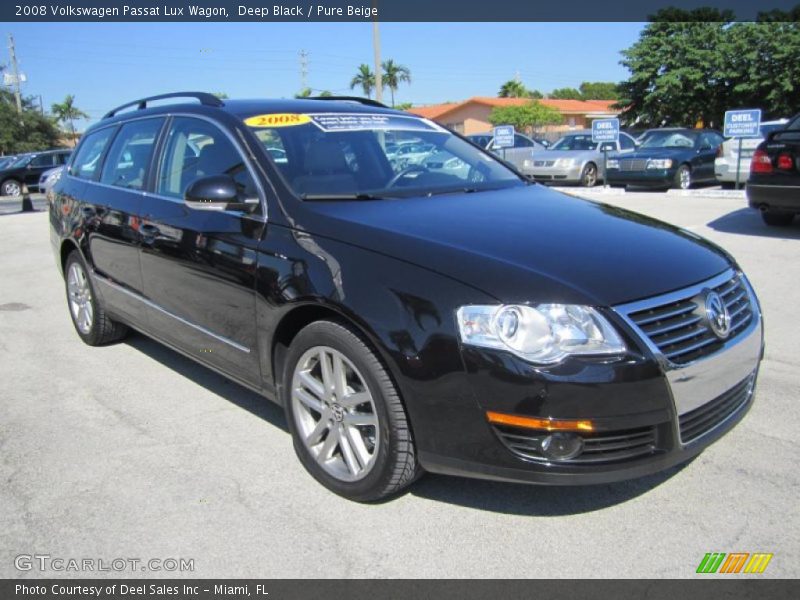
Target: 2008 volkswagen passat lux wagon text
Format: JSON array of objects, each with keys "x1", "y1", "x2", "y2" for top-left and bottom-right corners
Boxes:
[{"x1": 49, "y1": 93, "x2": 764, "y2": 501}]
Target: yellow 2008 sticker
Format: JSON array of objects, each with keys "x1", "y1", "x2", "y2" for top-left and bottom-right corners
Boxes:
[{"x1": 244, "y1": 113, "x2": 311, "y2": 127}]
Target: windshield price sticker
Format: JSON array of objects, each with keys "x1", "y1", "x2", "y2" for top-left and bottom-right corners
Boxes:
[
  {"x1": 308, "y1": 113, "x2": 439, "y2": 132},
  {"x1": 244, "y1": 113, "x2": 311, "y2": 127}
]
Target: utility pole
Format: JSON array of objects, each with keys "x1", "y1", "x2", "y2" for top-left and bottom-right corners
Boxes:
[
  {"x1": 372, "y1": 8, "x2": 382, "y2": 104},
  {"x1": 7, "y1": 34, "x2": 23, "y2": 113},
  {"x1": 298, "y1": 49, "x2": 309, "y2": 91}
]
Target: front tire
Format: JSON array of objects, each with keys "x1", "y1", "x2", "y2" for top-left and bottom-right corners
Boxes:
[
  {"x1": 2, "y1": 179, "x2": 22, "y2": 197},
  {"x1": 64, "y1": 251, "x2": 129, "y2": 346},
  {"x1": 673, "y1": 165, "x2": 692, "y2": 190},
  {"x1": 580, "y1": 163, "x2": 598, "y2": 187},
  {"x1": 283, "y1": 320, "x2": 419, "y2": 502}
]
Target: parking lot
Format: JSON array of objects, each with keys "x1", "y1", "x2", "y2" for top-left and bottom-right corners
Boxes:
[{"x1": 0, "y1": 190, "x2": 797, "y2": 579}]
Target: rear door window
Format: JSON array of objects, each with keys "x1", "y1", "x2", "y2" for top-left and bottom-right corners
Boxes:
[
  {"x1": 31, "y1": 154, "x2": 56, "y2": 168},
  {"x1": 100, "y1": 118, "x2": 164, "y2": 190},
  {"x1": 69, "y1": 127, "x2": 116, "y2": 180}
]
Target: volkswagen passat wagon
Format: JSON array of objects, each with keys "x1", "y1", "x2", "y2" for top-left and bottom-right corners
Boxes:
[{"x1": 50, "y1": 93, "x2": 764, "y2": 501}]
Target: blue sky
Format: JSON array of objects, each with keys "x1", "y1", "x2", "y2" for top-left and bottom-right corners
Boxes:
[{"x1": 4, "y1": 22, "x2": 643, "y2": 129}]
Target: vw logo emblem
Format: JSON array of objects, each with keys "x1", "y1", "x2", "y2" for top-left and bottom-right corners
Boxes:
[{"x1": 704, "y1": 291, "x2": 731, "y2": 339}]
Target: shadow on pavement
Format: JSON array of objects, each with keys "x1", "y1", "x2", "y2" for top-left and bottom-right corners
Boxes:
[
  {"x1": 125, "y1": 332, "x2": 288, "y2": 434},
  {"x1": 707, "y1": 207, "x2": 800, "y2": 239},
  {"x1": 126, "y1": 332, "x2": 690, "y2": 516},
  {"x1": 409, "y1": 461, "x2": 692, "y2": 516}
]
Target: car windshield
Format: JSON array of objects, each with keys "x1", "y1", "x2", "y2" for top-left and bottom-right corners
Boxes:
[
  {"x1": 641, "y1": 131, "x2": 697, "y2": 148},
  {"x1": 245, "y1": 112, "x2": 524, "y2": 199},
  {"x1": 550, "y1": 135, "x2": 596, "y2": 151}
]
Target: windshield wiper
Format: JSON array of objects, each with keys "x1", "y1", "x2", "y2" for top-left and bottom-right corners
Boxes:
[{"x1": 300, "y1": 193, "x2": 387, "y2": 201}]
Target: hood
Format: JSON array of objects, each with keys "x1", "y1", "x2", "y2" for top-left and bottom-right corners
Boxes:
[
  {"x1": 296, "y1": 185, "x2": 731, "y2": 306},
  {"x1": 533, "y1": 150, "x2": 599, "y2": 161}
]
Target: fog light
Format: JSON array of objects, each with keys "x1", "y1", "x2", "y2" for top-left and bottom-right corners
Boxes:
[{"x1": 540, "y1": 433, "x2": 584, "y2": 461}]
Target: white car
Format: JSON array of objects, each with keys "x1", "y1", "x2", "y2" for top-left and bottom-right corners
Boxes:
[
  {"x1": 715, "y1": 119, "x2": 789, "y2": 186},
  {"x1": 38, "y1": 166, "x2": 64, "y2": 199}
]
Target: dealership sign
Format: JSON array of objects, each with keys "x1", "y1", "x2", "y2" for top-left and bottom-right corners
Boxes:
[
  {"x1": 493, "y1": 125, "x2": 515, "y2": 148},
  {"x1": 724, "y1": 109, "x2": 762, "y2": 138},
  {"x1": 592, "y1": 118, "x2": 620, "y2": 143}
]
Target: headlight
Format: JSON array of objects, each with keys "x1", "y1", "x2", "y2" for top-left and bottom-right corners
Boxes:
[
  {"x1": 554, "y1": 158, "x2": 575, "y2": 168},
  {"x1": 606, "y1": 159, "x2": 620, "y2": 169},
  {"x1": 456, "y1": 304, "x2": 626, "y2": 365},
  {"x1": 646, "y1": 159, "x2": 673, "y2": 169}
]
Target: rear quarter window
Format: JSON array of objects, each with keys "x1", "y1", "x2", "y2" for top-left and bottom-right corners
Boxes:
[{"x1": 69, "y1": 127, "x2": 116, "y2": 180}]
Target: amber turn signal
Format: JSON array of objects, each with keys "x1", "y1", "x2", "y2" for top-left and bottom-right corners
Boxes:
[{"x1": 486, "y1": 411, "x2": 594, "y2": 432}]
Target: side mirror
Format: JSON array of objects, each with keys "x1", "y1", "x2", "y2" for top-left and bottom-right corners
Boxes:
[{"x1": 184, "y1": 175, "x2": 255, "y2": 212}]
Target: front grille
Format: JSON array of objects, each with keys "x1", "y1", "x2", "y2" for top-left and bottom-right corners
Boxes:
[
  {"x1": 494, "y1": 424, "x2": 657, "y2": 464},
  {"x1": 626, "y1": 274, "x2": 754, "y2": 365},
  {"x1": 679, "y1": 374, "x2": 754, "y2": 443},
  {"x1": 620, "y1": 159, "x2": 648, "y2": 171},
  {"x1": 534, "y1": 160, "x2": 555, "y2": 167}
]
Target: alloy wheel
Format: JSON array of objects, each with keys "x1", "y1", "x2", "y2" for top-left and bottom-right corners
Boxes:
[
  {"x1": 67, "y1": 262, "x2": 94, "y2": 334},
  {"x1": 679, "y1": 167, "x2": 691, "y2": 189},
  {"x1": 3, "y1": 181, "x2": 21, "y2": 197},
  {"x1": 291, "y1": 346, "x2": 379, "y2": 482}
]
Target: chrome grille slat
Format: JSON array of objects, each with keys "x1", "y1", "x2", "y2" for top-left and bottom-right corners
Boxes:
[
  {"x1": 622, "y1": 273, "x2": 754, "y2": 365},
  {"x1": 679, "y1": 374, "x2": 754, "y2": 443}
]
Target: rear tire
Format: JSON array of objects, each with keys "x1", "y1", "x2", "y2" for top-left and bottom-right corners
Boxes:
[
  {"x1": 283, "y1": 320, "x2": 419, "y2": 502},
  {"x1": 64, "y1": 251, "x2": 129, "y2": 346},
  {"x1": 761, "y1": 210, "x2": 794, "y2": 227},
  {"x1": 673, "y1": 165, "x2": 692, "y2": 190}
]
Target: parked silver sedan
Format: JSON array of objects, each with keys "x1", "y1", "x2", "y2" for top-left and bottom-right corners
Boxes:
[
  {"x1": 39, "y1": 166, "x2": 64, "y2": 199},
  {"x1": 467, "y1": 132, "x2": 547, "y2": 175},
  {"x1": 529, "y1": 130, "x2": 638, "y2": 187}
]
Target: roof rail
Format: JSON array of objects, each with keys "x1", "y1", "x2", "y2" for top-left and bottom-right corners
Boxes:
[
  {"x1": 102, "y1": 92, "x2": 224, "y2": 119},
  {"x1": 307, "y1": 96, "x2": 389, "y2": 108}
]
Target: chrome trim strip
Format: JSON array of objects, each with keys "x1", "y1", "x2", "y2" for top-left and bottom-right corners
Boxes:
[
  {"x1": 679, "y1": 373, "x2": 755, "y2": 445},
  {"x1": 94, "y1": 274, "x2": 250, "y2": 354}
]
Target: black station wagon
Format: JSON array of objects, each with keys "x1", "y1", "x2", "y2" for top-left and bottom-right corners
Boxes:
[{"x1": 50, "y1": 93, "x2": 764, "y2": 501}]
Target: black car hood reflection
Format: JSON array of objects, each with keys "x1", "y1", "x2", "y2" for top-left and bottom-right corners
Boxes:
[
  {"x1": 299, "y1": 185, "x2": 731, "y2": 306},
  {"x1": 618, "y1": 147, "x2": 697, "y2": 160}
]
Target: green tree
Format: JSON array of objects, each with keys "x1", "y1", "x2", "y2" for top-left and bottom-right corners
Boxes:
[
  {"x1": 51, "y1": 95, "x2": 89, "y2": 147},
  {"x1": 578, "y1": 81, "x2": 620, "y2": 100},
  {"x1": 488, "y1": 101, "x2": 563, "y2": 132},
  {"x1": 498, "y1": 79, "x2": 528, "y2": 98},
  {"x1": 0, "y1": 90, "x2": 61, "y2": 154},
  {"x1": 549, "y1": 87, "x2": 583, "y2": 100},
  {"x1": 295, "y1": 88, "x2": 312, "y2": 98},
  {"x1": 498, "y1": 79, "x2": 543, "y2": 99},
  {"x1": 212, "y1": 92, "x2": 229, "y2": 99},
  {"x1": 381, "y1": 59, "x2": 411, "y2": 107},
  {"x1": 350, "y1": 64, "x2": 375, "y2": 98},
  {"x1": 612, "y1": 8, "x2": 800, "y2": 127},
  {"x1": 395, "y1": 102, "x2": 413, "y2": 110}
]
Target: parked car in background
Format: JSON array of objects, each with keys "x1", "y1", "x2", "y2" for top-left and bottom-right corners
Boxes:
[
  {"x1": 466, "y1": 132, "x2": 547, "y2": 174},
  {"x1": 715, "y1": 119, "x2": 789, "y2": 187},
  {"x1": 747, "y1": 113, "x2": 800, "y2": 226},
  {"x1": 39, "y1": 166, "x2": 65, "y2": 198},
  {"x1": 528, "y1": 129, "x2": 639, "y2": 187},
  {"x1": 606, "y1": 129, "x2": 724, "y2": 190},
  {"x1": 389, "y1": 142, "x2": 435, "y2": 170},
  {"x1": 50, "y1": 92, "x2": 763, "y2": 501},
  {"x1": 0, "y1": 149, "x2": 71, "y2": 195}
]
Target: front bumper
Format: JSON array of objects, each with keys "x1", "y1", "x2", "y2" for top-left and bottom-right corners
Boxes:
[
  {"x1": 529, "y1": 163, "x2": 584, "y2": 183},
  {"x1": 417, "y1": 269, "x2": 763, "y2": 485},
  {"x1": 606, "y1": 168, "x2": 675, "y2": 188}
]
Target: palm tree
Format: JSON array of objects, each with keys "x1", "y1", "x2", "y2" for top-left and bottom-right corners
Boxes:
[
  {"x1": 498, "y1": 80, "x2": 529, "y2": 98},
  {"x1": 51, "y1": 95, "x2": 89, "y2": 147},
  {"x1": 381, "y1": 59, "x2": 411, "y2": 107},
  {"x1": 350, "y1": 64, "x2": 375, "y2": 98}
]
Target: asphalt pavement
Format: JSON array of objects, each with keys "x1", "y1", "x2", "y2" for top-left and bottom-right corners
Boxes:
[{"x1": 0, "y1": 191, "x2": 797, "y2": 578}]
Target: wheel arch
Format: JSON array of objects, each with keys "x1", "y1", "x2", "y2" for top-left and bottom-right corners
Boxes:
[
  {"x1": 270, "y1": 302, "x2": 401, "y2": 406},
  {"x1": 59, "y1": 238, "x2": 83, "y2": 274}
]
